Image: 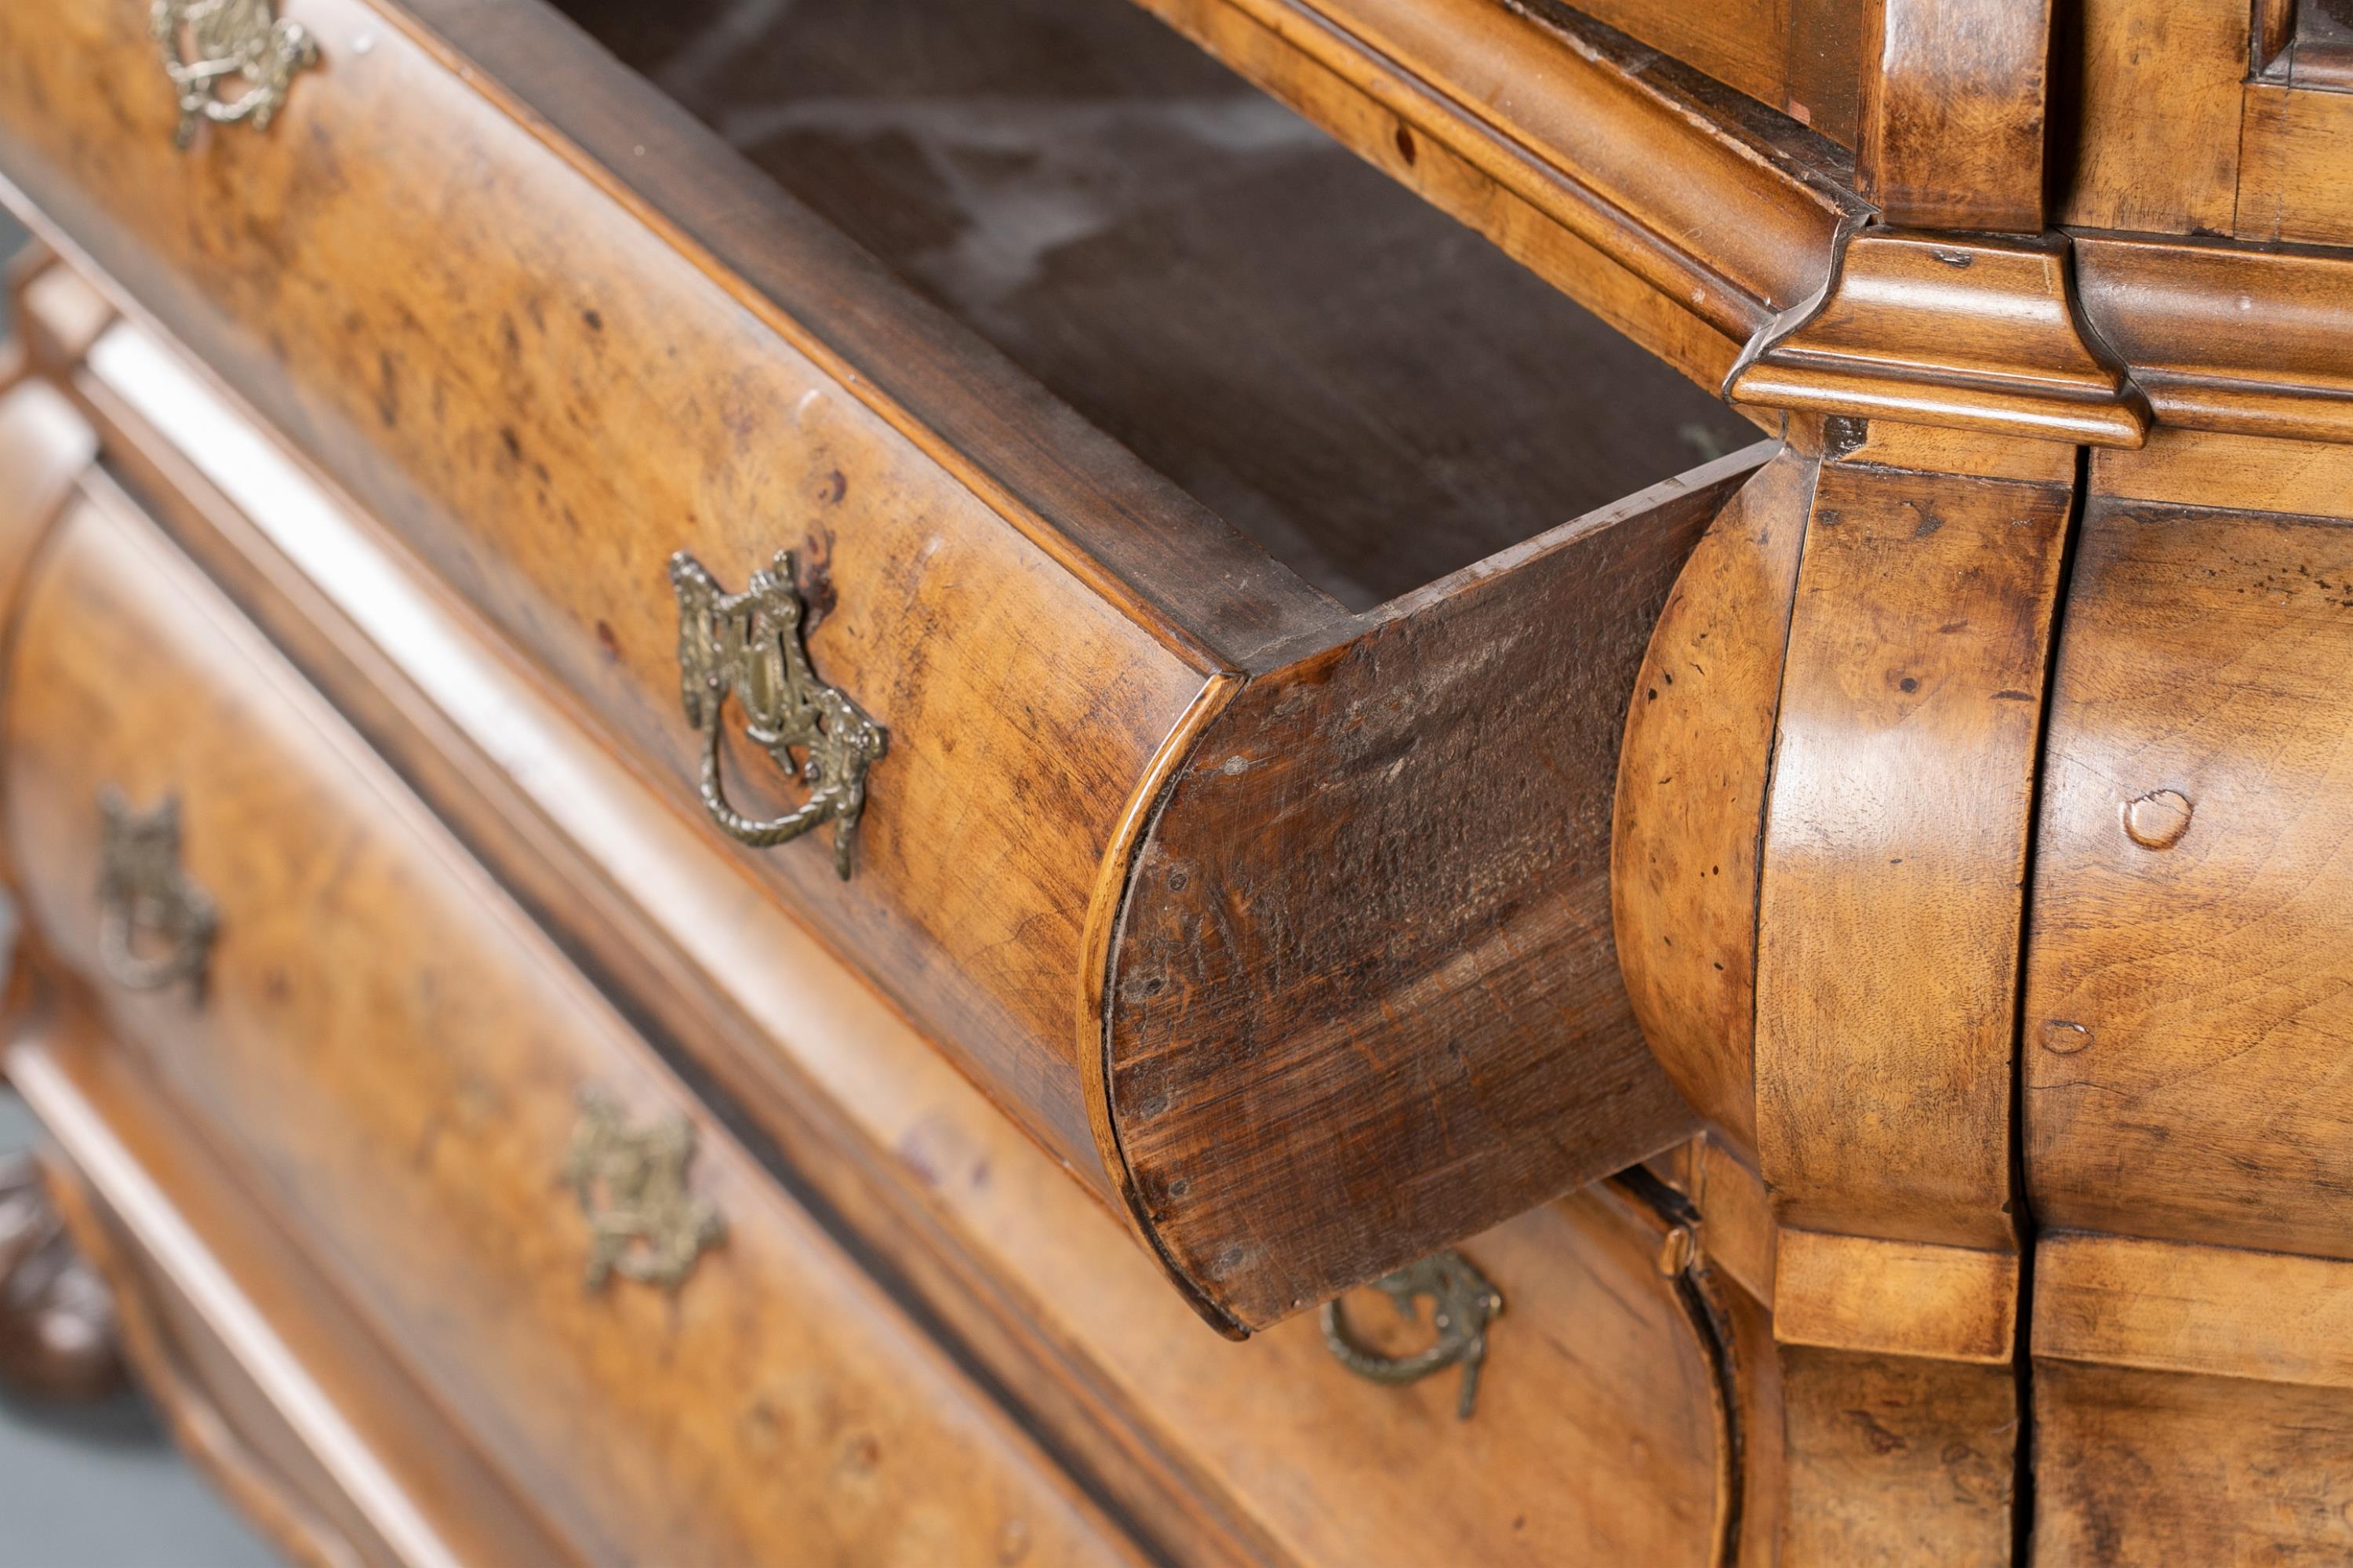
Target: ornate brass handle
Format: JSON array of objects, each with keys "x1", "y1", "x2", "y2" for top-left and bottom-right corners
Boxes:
[
  {"x1": 564, "y1": 1090, "x2": 726, "y2": 1293},
  {"x1": 151, "y1": 0, "x2": 321, "y2": 150},
  {"x1": 669, "y1": 551, "x2": 887, "y2": 879},
  {"x1": 1321, "y1": 1250, "x2": 1503, "y2": 1420},
  {"x1": 96, "y1": 789, "x2": 219, "y2": 999}
]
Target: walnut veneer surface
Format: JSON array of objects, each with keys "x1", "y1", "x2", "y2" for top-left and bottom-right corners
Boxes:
[{"x1": 1, "y1": 0, "x2": 2351, "y2": 1564}]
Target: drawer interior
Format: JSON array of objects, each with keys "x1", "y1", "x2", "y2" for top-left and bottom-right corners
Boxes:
[{"x1": 551, "y1": 0, "x2": 1755, "y2": 611}]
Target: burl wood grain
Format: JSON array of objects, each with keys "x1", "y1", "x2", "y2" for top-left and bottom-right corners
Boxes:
[
  {"x1": 20, "y1": 1021, "x2": 579, "y2": 1568},
  {"x1": 1613, "y1": 442, "x2": 1820, "y2": 1153},
  {"x1": 2025, "y1": 488, "x2": 2353, "y2": 1261},
  {"x1": 1104, "y1": 453, "x2": 1761, "y2": 1329},
  {"x1": 0, "y1": 0, "x2": 1246, "y2": 1190},
  {"x1": 64, "y1": 356, "x2": 1735, "y2": 1568},
  {"x1": 3, "y1": 494, "x2": 1146, "y2": 1568}
]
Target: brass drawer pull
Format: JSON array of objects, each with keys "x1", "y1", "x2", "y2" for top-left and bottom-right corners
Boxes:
[
  {"x1": 669, "y1": 551, "x2": 887, "y2": 879},
  {"x1": 1321, "y1": 1250, "x2": 1503, "y2": 1420},
  {"x1": 564, "y1": 1091, "x2": 726, "y2": 1293},
  {"x1": 96, "y1": 789, "x2": 219, "y2": 1000},
  {"x1": 151, "y1": 0, "x2": 320, "y2": 150}
]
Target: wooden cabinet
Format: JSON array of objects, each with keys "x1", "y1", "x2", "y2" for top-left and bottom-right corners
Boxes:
[
  {"x1": 0, "y1": 0, "x2": 1777, "y2": 1332},
  {"x1": 2, "y1": 0, "x2": 2351, "y2": 1562}
]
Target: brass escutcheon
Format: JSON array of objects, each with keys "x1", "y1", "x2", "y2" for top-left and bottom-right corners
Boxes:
[
  {"x1": 150, "y1": 0, "x2": 320, "y2": 150},
  {"x1": 96, "y1": 788, "x2": 218, "y2": 1001},
  {"x1": 1321, "y1": 1250, "x2": 1503, "y2": 1420},
  {"x1": 564, "y1": 1090, "x2": 726, "y2": 1293},
  {"x1": 669, "y1": 550, "x2": 886, "y2": 879}
]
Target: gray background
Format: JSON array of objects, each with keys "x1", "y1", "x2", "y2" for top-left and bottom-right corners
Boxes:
[{"x1": 0, "y1": 207, "x2": 281, "y2": 1567}]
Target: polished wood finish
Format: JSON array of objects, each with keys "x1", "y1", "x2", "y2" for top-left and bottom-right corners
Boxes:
[
  {"x1": 15, "y1": 1015, "x2": 581, "y2": 1568},
  {"x1": 1730, "y1": 230, "x2": 2146, "y2": 446},
  {"x1": 2071, "y1": 235, "x2": 2353, "y2": 446},
  {"x1": 5, "y1": 0, "x2": 2353, "y2": 1555},
  {"x1": 3, "y1": 489, "x2": 1151, "y2": 1568},
  {"x1": 1756, "y1": 452, "x2": 2068, "y2": 1259},
  {"x1": 0, "y1": 372, "x2": 95, "y2": 646},
  {"x1": 2058, "y1": 0, "x2": 2249, "y2": 235},
  {"x1": 1566, "y1": 0, "x2": 1867, "y2": 144},
  {"x1": 1613, "y1": 442, "x2": 1820, "y2": 1151},
  {"x1": 41, "y1": 314, "x2": 1742, "y2": 1566},
  {"x1": 2236, "y1": 79, "x2": 2353, "y2": 246},
  {"x1": 2026, "y1": 483, "x2": 2353, "y2": 1261},
  {"x1": 1858, "y1": 0, "x2": 2053, "y2": 231},
  {"x1": 0, "y1": 0, "x2": 1769, "y2": 1330}
]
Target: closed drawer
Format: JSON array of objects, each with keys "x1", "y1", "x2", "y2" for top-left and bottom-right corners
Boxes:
[
  {"x1": 0, "y1": 0, "x2": 1762, "y2": 1328},
  {"x1": 0, "y1": 482, "x2": 1146, "y2": 1568},
  {"x1": 13, "y1": 1013, "x2": 585, "y2": 1568}
]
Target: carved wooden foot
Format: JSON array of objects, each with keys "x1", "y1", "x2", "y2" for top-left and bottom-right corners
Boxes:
[{"x1": 0, "y1": 1150, "x2": 122, "y2": 1404}]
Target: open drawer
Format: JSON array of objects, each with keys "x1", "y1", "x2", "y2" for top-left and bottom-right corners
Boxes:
[{"x1": 0, "y1": 0, "x2": 1765, "y2": 1330}]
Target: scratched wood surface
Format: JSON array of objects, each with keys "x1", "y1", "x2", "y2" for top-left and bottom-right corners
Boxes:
[
  {"x1": 0, "y1": 0, "x2": 1787, "y2": 1332},
  {"x1": 1104, "y1": 452, "x2": 1762, "y2": 1330},
  {"x1": 0, "y1": 0, "x2": 1245, "y2": 1202}
]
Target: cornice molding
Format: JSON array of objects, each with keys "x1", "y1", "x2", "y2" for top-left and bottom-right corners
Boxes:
[
  {"x1": 2075, "y1": 233, "x2": 2353, "y2": 448},
  {"x1": 1727, "y1": 228, "x2": 2151, "y2": 448}
]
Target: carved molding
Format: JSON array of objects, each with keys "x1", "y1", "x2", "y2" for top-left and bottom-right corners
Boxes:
[
  {"x1": 2075, "y1": 233, "x2": 2353, "y2": 447},
  {"x1": 1728, "y1": 228, "x2": 2151, "y2": 447}
]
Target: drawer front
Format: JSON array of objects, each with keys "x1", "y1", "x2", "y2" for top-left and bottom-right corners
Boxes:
[
  {"x1": 0, "y1": 0, "x2": 1226, "y2": 1189},
  {"x1": 16, "y1": 1017, "x2": 585, "y2": 1568},
  {"x1": 2, "y1": 486, "x2": 1144, "y2": 1568}
]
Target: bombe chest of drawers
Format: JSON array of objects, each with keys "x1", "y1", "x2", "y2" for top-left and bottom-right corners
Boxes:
[{"x1": 1, "y1": 0, "x2": 2351, "y2": 1563}]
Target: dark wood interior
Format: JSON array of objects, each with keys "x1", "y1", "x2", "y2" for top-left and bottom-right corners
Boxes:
[{"x1": 551, "y1": 0, "x2": 1755, "y2": 610}]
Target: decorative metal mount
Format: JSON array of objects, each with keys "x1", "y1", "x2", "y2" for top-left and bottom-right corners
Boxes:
[
  {"x1": 563, "y1": 1091, "x2": 726, "y2": 1293},
  {"x1": 150, "y1": 0, "x2": 321, "y2": 150},
  {"x1": 96, "y1": 789, "x2": 218, "y2": 1001},
  {"x1": 670, "y1": 550, "x2": 886, "y2": 879},
  {"x1": 1321, "y1": 1249, "x2": 1503, "y2": 1420},
  {"x1": 0, "y1": 1154, "x2": 123, "y2": 1406}
]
